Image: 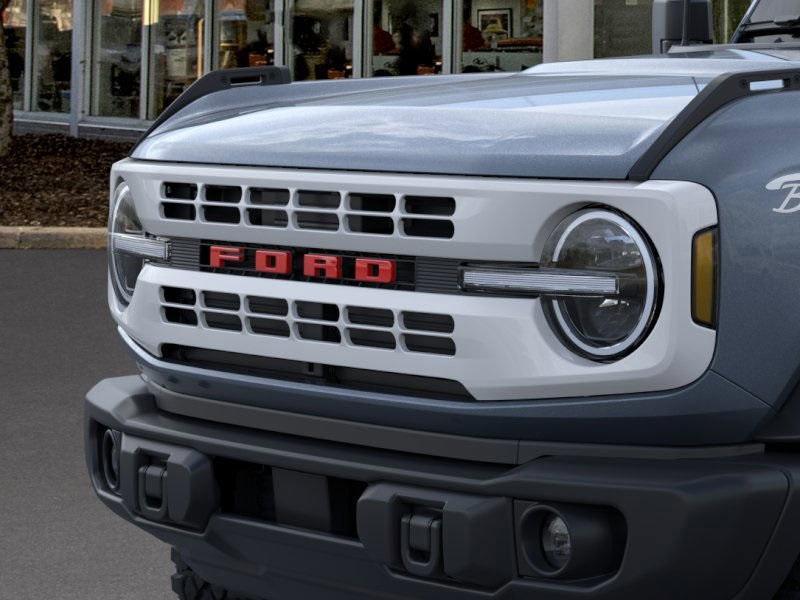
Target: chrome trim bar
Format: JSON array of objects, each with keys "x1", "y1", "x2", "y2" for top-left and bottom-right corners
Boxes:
[
  {"x1": 460, "y1": 267, "x2": 619, "y2": 296},
  {"x1": 111, "y1": 233, "x2": 170, "y2": 260}
]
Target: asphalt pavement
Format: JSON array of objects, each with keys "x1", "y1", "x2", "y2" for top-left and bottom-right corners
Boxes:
[{"x1": 0, "y1": 250, "x2": 174, "y2": 599}]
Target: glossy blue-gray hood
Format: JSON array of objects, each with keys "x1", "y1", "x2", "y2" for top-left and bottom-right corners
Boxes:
[{"x1": 131, "y1": 56, "x2": 792, "y2": 179}]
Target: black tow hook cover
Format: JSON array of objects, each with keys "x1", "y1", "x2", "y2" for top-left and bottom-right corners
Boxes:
[
  {"x1": 119, "y1": 435, "x2": 218, "y2": 530},
  {"x1": 138, "y1": 465, "x2": 169, "y2": 521},
  {"x1": 400, "y1": 512, "x2": 443, "y2": 577},
  {"x1": 358, "y1": 484, "x2": 514, "y2": 588}
]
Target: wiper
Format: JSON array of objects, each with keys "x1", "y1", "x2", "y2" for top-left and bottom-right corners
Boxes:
[
  {"x1": 742, "y1": 14, "x2": 800, "y2": 28},
  {"x1": 772, "y1": 14, "x2": 800, "y2": 27}
]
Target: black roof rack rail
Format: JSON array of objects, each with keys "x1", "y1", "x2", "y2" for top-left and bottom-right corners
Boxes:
[
  {"x1": 132, "y1": 65, "x2": 291, "y2": 152},
  {"x1": 628, "y1": 68, "x2": 800, "y2": 181}
]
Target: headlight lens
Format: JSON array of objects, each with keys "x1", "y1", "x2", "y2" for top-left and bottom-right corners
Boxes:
[
  {"x1": 109, "y1": 183, "x2": 168, "y2": 305},
  {"x1": 541, "y1": 208, "x2": 659, "y2": 360}
]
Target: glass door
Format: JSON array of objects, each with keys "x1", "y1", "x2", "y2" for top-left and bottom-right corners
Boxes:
[
  {"x1": 91, "y1": 0, "x2": 144, "y2": 118},
  {"x1": 146, "y1": 0, "x2": 206, "y2": 119},
  {"x1": 369, "y1": 0, "x2": 444, "y2": 76},
  {"x1": 458, "y1": 0, "x2": 543, "y2": 73},
  {"x1": 32, "y1": 0, "x2": 73, "y2": 112},
  {"x1": 2, "y1": 0, "x2": 27, "y2": 109},
  {"x1": 214, "y1": 0, "x2": 276, "y2": 69},
  {"x1": 286, "y1": 0, "x2": 355, "y2": 81}
]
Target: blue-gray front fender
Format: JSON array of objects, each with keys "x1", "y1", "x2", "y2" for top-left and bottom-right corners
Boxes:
[{"x1": 653, "y1": 88, "x2": 800, "y2": 413}]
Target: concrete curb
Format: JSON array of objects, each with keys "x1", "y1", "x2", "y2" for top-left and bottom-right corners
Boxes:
[{"x1": 0, "y1": 227, "x2": 107, "y2": 249}]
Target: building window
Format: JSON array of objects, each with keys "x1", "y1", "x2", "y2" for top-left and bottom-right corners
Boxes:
[
  {"x1": 371, "y1": 0, "x2": 443, "y2": 76},
  {"x1": 459, "y1": 0, "x2": 543, "y2": 73},
  {"x1": 215, "y1": 0, "x2": 275, "y2": 69},
  {"x1": 32, "y1": 0, "x2": 72, "y2": 113},
  {"x1": 91, "y1": 0, "x2": 143, "y2": 119},
  {"x1": 147, "y1": 0, "x2": 206, "y2": 119},
  {"x1": 2, "y1": 0, "x2": 26, "y2": 110},
  {"x1": 594, "y1": 0, "x2": 652, "y2": 59},
  {"x1": 288, "y1": 0, "x2": 354, "y2": 81}
]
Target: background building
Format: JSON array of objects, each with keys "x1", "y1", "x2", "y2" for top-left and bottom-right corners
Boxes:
[{"x1": 2, "y1": 0, "x2": 752, "y2": 139}]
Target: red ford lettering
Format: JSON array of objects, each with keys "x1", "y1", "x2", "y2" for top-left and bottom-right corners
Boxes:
[
  {"x1": 208, "y1": 247, "x2": 397, "y2": 284},
  {"x1": 209, "y1": 246, "x2": 244, "y2": 268},
  {"x1": 303, "y1": 254, "x2": 343, "y2": 279},
  {"x1": 354, "y1": 258, "x2": 396, "y2": 283},
  {"x1": 255, "y1": 250, "x2": 292, "y2": 275}
]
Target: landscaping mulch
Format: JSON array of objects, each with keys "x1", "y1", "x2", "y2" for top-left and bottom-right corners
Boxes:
[{"x1": 0, "y1": 134, "x2": 132, "y2": 227}]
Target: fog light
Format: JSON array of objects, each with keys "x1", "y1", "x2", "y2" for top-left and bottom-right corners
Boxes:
[
  {"x1": 516, "y1": 503, "x2": 625, "y2": 579},
  {"x1": 542, "y1": 514, "x2": 572, "y2": 569},
  {"x1": 101, "y1": 428, "x2": 122, "y2": 493}
]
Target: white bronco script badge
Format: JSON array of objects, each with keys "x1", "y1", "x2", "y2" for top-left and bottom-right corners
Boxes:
[{"x1": 767, "y1": 173, "x2": 800, "y2": 214}]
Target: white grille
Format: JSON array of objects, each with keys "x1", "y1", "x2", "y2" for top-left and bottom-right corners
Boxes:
[
  {"x1": 160, "y1": 181, "x2": 455, "y2": 239},
  {"x1": 113, "y1": 160, "x2": 719, "y2": 400},
  {"x1": 159, "y1": 286, "x2": 456, "y2": 356}
]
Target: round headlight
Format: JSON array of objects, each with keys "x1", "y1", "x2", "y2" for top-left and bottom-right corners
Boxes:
[
  {"x1": 541, "y1": 208, "x2": 659, "y2": 360},
  {"x1": 109, "y1": 183, "x2": 147, "y2": 305}
]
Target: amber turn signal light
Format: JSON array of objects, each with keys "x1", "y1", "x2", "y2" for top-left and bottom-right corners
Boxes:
[{"x1": 692, "y1": 228, "x2": 717, "y2": 327}]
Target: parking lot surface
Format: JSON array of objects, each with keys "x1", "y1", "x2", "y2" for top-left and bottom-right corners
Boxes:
[{"x1": 0, "y1": 250, "x2": 173, "y2": 599}]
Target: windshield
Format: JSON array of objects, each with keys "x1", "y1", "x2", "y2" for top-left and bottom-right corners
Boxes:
[
  {"x1": 735, "y1": 0, "x2": 800, "y2": 42},
  {"x1": 749, "y1": 0, "x2": 800, "y2": 23}
]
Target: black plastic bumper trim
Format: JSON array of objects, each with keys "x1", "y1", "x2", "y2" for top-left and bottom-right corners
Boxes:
[
  {"x1": 86, "y1": 375, "x2": 800, "y2": 600},
  {"x1": 151, "y1": 379, "x2": 765, "y2": 466}
]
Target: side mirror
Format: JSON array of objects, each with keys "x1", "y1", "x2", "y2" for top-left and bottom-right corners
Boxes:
[{"x1": 652, "y1": 0, "x2": 714, "y2": 54}]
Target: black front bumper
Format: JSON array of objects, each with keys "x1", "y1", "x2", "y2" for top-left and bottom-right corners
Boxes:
[{"x1": 86, "y1": 376, "x2": 800, "y2": 600}]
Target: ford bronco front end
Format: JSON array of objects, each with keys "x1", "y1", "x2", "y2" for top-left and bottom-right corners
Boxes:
[{"x1": 85, "y1": 2, "x2": 800, "y2": 598}]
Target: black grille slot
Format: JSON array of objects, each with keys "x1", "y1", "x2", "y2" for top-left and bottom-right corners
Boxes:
[
  {"x1": 402, "y1": 312, "x2": 455, "y2": 334},
  {"x1": 204, "y1": 312, "x2": 242, "y2": 331},
  {"x1": 403, "y1": 218, "x2": 454, "y2": 239},
  {"x1": 162, "y1": 345, "x2": 474, "y2": 400},
  {"x1": 162, "y1": 286, "x2": 195, "y2": 305},
  {"x1": 297, "y1": 190, "x2": 340, "y2": 209},
  {"x1": 164, "y1": 307, "x2": 198, "y2": 325},
  {"x1": 250, "y1": 188, "x2": 290, "y2": 206},
  {"x1": 216, "y1": 459, "x2": 276, "y2": 522},
  {"x1": 347, "y1": 306, "x2": 394, "y2": 328},
  {"x1": 214, "y1": 458, "x2": 366, "y2": 538},
  {"x1": 164, "y1": 182, "x2": 197, "y2": 200},
  {"x1": 296, "y1": 211, "x2": 339, "y2": 231},
  {"x1": 298, "y1": 323, "x2": 341, "y2": 344},
  {"x1": 404, "y1": 334, "x2": 456, "y2": 356},
  {"x1": 347, "y1": 215, "x2": 394, "y2": 235},
  {"x1": 328, "y1": 478, "x2": 369, "y2": 538},
  {"x1": 415, "y1": 257, "x2": 461, "y2": 294},
  {"x1": 169, "y1": 238, "x2": 202, "y2": 270},
  {"x1": 202, "y1": 291, "x2": 240, "y2": 311},
  {"x1": 405, "y1": 196, "x2": 455, "y2": 216},
  {"x1": 248, "y1": 296, "x2": 289, "y2": 316},
  {"x1": 204, "y1": 206, "x2": 241, "y2": 224},
  {"x1": 248, "y1": 208, "x2": 289, "y2": 228},
  {"x1": 349, "y1": 193, "x2": 395, "y2": 212},
  {"x1": 162, "y1": 202, "x2": 195, "y2": 221},
  {"x1": 205, "y1": 185, "x2": 242, "y2": 203},
  {"x1": 296, "y1": 301, "x2": 339, "y2": 322},
  {"x1": 249, "y1": 317, "x2": 290, "y2": 337},
  {"x1": 348, "y1": 328, "x2": 396, "y2": 350}
]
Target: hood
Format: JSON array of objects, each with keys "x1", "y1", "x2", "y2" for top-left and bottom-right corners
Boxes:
[{"x1": 132, "y1": 55, "x2": 800, "y2": 180}]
